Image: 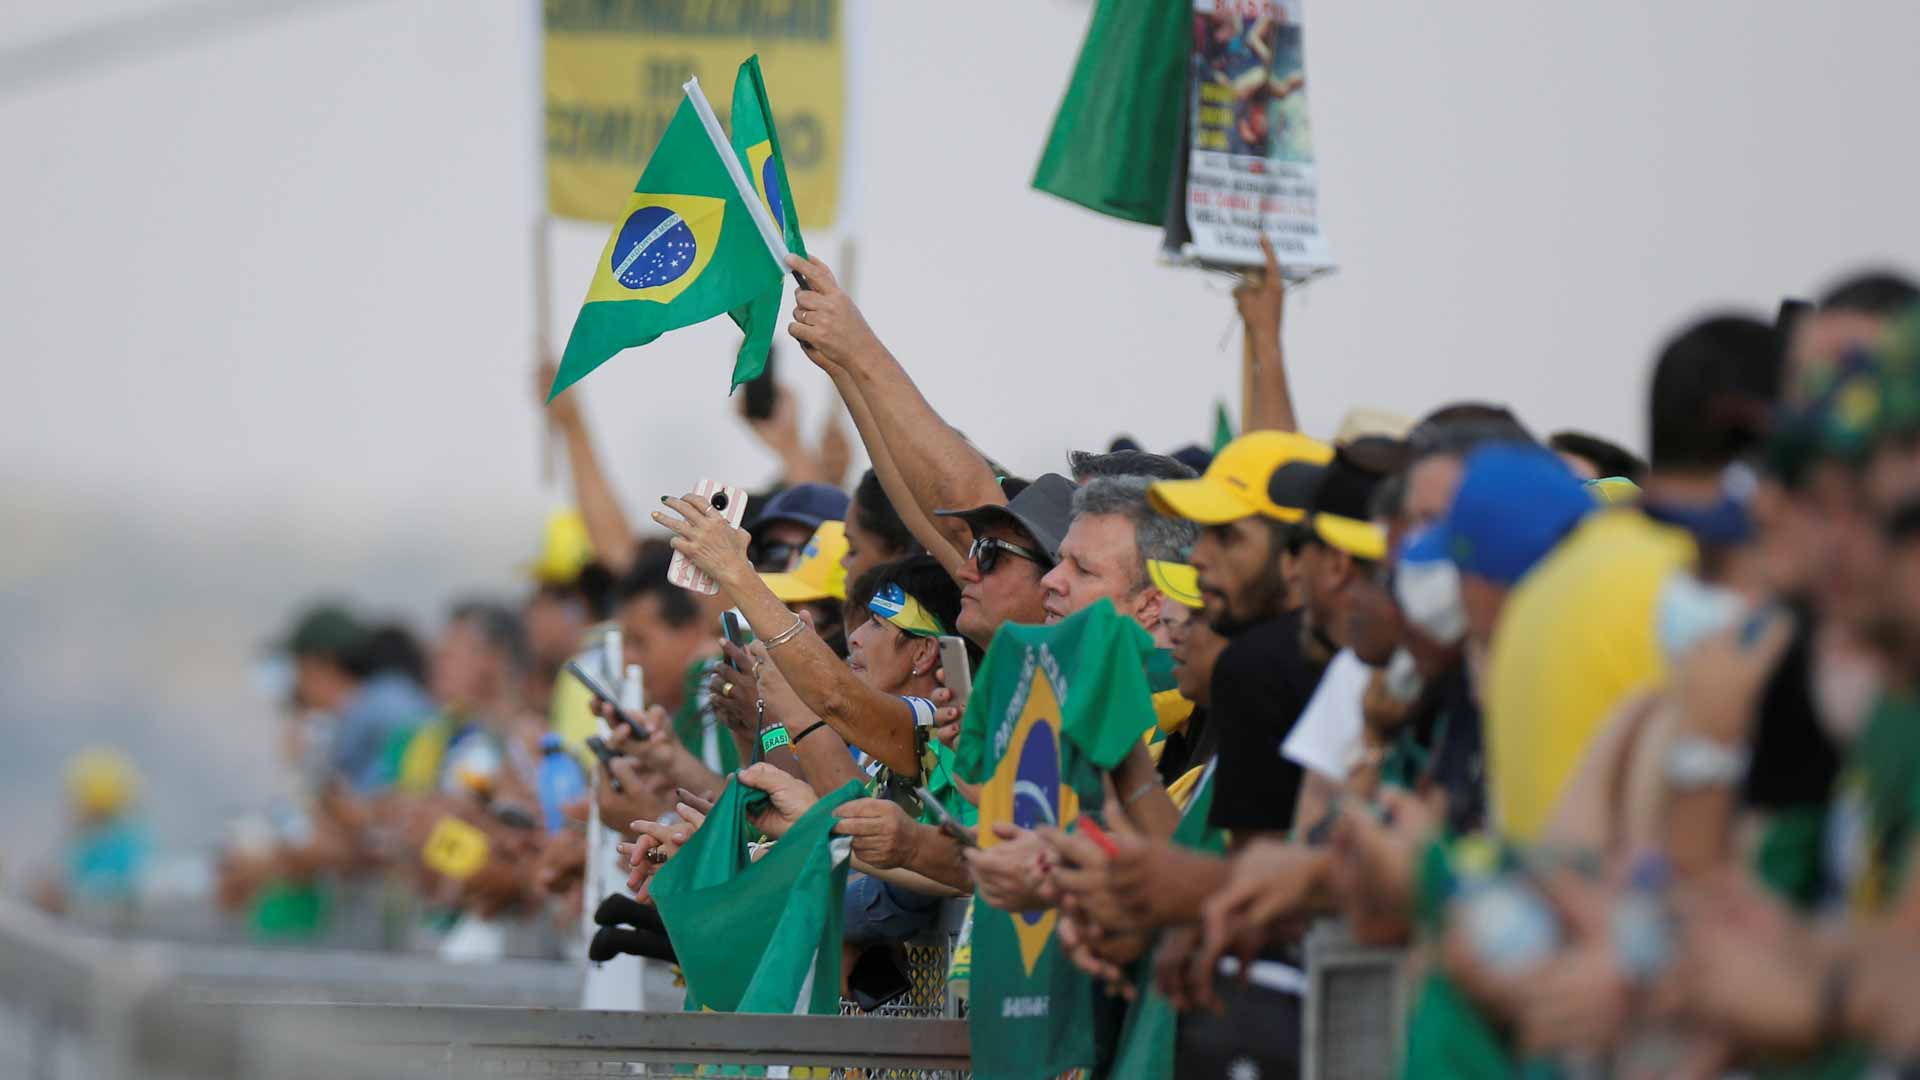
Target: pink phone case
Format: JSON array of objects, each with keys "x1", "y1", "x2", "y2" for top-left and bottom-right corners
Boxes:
[{"x1": 667, "y1": 478, "x2": 749, "y2": 595}]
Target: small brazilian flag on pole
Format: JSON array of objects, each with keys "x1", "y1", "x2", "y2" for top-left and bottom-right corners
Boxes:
[{"x1": 548, "y1": 58, "x2": 799, "y2": 401}]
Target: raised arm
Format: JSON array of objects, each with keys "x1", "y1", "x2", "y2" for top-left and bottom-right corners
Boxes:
[
  {"x1": 655, "y1": 494, "x2": 919, "y2": 774},
  {"x1": 786, "y1": 255, "x2": 1005, "y2": 528},
  {"x1": 827, "y1": 364, "x2": 968, "y2": 575},
  {"x1": 540, "y1": 359, "x2": 637, "y2": 575},
  {"x1": 1234, "y1": 237, "x2": 1298, "y2": 434}
]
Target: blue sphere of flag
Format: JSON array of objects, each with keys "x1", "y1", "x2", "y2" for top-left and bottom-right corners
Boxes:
[
  {"x1": 610, "y1": 206, "x2": 697, "y2": 291},
  {"x1": 1009, "y1": 718, "x2": 1060, "y2": 929},
  {"x1": 760, "y1": 156, "x2": 786, "y2": 230}
]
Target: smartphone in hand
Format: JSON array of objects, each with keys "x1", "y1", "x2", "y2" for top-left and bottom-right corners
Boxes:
[
  {"x1": 584, "y1": 736, "x2": 625, "y2": 793},
  {"x1": 666, "y1": 479, "x2": 749, "y2": 595},
  {"x1": 935, "y1": 636, "x2": 972, "y2": 712},
  {"x1": 720, "y1": 611, "x2": 752, "y2": 671},
  {"x1": 915, "y1": 785, "x2": 978, "y2": 849},
  {"x1": 565, "y1": 660, "x2": 645, "y2": 738}
]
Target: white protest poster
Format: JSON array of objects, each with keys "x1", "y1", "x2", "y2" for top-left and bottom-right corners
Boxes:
[{"x1": 1176, "y1": 0, "x2": 1334, "y2": 274}]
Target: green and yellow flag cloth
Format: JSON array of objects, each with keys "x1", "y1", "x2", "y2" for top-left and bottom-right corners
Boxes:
[
  {"x1": 954, "y1": 600, "x2": 1161, "y2": 1080},
  {"x1": 650, "y1": 777, "x2": 862, "y2": 1016},
  {"x1": 725, "y1": 55, "x2": 808, "y2": 389},
  {"x1": 549, "y1": 58, "x2": 803, "y2": 400}
]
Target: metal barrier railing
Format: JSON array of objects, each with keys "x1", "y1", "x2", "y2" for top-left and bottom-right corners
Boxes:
[
  {"x1": 0, "y1": 900, "x2": 969, "y2": 1079},
  {"x1": 2, "y1": 897, "x2": 1408, "y2": 1079},
  {"x1": 1302, "y1": 922, "x2": 1412, "y2": 1080},
  {"x1": 233, "y1": 1003, "x2": 971, "y2": 1075}
]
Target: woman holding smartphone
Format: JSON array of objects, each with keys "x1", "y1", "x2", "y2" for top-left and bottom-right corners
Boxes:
[{"x1": 654, "y1": 492, "x2": 944, "y2": 778}]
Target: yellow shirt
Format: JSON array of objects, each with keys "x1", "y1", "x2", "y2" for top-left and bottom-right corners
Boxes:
[{"x1": 1483, "y1": 510, "x2": 1695, "y2": 842}]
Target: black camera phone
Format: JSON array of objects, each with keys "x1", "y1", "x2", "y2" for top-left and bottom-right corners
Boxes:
[
  {"x1": 848, "y1": 945, "x2": 912, "y2": 1013},
  {"x1": 741, "y1": 347, "x2": 779, "y2": 421},
  {"x1": 583, "y1": 736, "x2": 625, "y2": 793},
  {"x1": 565, "y1": 659, "x2": 645, "y2": 739}
]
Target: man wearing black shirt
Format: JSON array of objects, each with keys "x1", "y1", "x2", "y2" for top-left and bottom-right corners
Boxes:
[{"x1": 1149, "y1": 430, "x2": 1338, "y2": 840}]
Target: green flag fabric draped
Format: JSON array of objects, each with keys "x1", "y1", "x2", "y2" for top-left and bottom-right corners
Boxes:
[
  {"x1": 724, "y1": 54, "x2": 809, "y2": 390},
  {"x1": 1031, "y1": 0, "x2": 1190, "y2": 225},
  {"x1": 649, "y1": 777, "x2": 862, "y2": 1016},
  {"x1": 954, "y1": 600, "x2": 1161, "y2": 1080}
]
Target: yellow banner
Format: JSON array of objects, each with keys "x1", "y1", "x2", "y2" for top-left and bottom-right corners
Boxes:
[{"x1": 544, "y1": 0, "x2": 844, "y2": 230}]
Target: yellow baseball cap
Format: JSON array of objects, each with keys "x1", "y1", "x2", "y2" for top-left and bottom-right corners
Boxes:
[
  {"x1": 1147, "y1": 560, "x2": 1204, "y2": 609},
  {"x1": 1149, "y1": 431, "x2": 1333, "y2": 524},
  {"x1": 761, "y1": 521, "x2": 849, "y2": 603},
  {"x1": 1311, "y1": 514, "x2": 1388, "y2": 562},
  {"x1": 527, "y1": 508, "x2": 596, "y2": 585}
]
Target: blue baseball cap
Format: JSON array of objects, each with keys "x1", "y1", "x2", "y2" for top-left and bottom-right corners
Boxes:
[
  {"x1": 748, "y1": 482, "x2": 850, "y2": 535},
  {"x1": 1420, "y1": 443, "x2": 1594, "y2": 586}
]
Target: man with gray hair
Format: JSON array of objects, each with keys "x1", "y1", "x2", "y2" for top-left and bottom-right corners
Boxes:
[{"x1": 1040, "y1": 475, "x2": 1201, "y2": 648}]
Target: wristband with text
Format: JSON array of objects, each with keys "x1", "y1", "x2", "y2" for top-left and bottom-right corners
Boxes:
[{"x1": 760, "y1": 725, "x2": 792, "y2": 755}]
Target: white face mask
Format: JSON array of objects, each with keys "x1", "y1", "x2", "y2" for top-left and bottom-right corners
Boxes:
[
  {"x1": 1396, "y1": 557, "x2": 1467, "y2": 646},
  {"x1": 1384, "y1": 647, "x2": 1424, "y2": 703},
  {"x1": 1655, "y1": 572, "x2": 1747, "y2": 661}
]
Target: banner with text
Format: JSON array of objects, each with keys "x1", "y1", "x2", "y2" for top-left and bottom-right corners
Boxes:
[
  {"x1": 1175, "y1": 0, "x2": 1333, "y2": 273},
  {"x1": 543, "y1": 0, "x2": 845, "y2": 230}
]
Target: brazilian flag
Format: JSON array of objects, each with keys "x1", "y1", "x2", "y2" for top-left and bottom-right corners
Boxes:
[
  {"x1": 726, "y1": 55, "x2": 808, "y2": 389},
  {"x1": 549, "y1": 60, "x2": 799, "y2": 400},
  {"x1": 954, "y1": 600, "x2": 1160, "y2": 1080}
]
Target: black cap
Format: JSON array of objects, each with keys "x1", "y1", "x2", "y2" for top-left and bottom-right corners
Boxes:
[
  {"x1": 1267, "y1": 460, "x2": 1329, "y2": 513},
  {"x1": 936, "y1": 473, "x2": 1078, "y2": 563},
  {"x1": 1304, "y1": 437, "x2": 1406, "y2": 519}
]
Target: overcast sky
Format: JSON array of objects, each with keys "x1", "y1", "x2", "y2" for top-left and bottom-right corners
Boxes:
[{"x1": 3, "y1": 0, "x2": 1917, "y2": 879}]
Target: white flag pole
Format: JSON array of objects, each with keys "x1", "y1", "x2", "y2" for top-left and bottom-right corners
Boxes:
[{"x1": 681, "y1": 76, "x2": 806, "y2": 287}]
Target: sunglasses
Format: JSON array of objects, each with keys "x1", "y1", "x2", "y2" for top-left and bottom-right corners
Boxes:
[
  {"x1": 748, "y1": 540, "x2": 800, "y2": 572},
  {"x1": 967, "y1": 536, "x2": 1046, "y2": 576}
]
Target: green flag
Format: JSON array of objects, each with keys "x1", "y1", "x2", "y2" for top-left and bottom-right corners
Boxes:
[
  {"x1": 954, "y1": 600, "x2": 1160, "y2": 1080},
  {"x1": 1108, "y1": 761, "x2": 1226, "y2": 1079},
  {"x1": 1213, "y1": 400, "x2": 1235, "y2": 453},
  {"x1": 650, "y1": 777, "x2": 862, "y2": 1015},
  {"x1": 724, "y1": 54, "x2": 809, "y2": 390},
  {"x1": 549, "y1": 91, "x2": 783, "y2": 401},
  {"x1": 1031, "y1": 0, "x2": 1189, "y2": 225}
]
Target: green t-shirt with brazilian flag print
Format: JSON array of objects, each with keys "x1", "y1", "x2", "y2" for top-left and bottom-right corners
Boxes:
[{"x1": 954, "y1": 600, "x2": 1161, "y2": 1080}]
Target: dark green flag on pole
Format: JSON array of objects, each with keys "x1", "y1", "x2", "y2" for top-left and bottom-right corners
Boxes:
[{"x1": 1031, "y1": 0, "x2": 1190, "y2": 225}]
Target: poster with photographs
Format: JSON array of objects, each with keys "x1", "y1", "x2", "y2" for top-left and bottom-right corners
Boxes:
[{"x1": 1168, "y1": 0, "x2": 1334, "y2": 276}]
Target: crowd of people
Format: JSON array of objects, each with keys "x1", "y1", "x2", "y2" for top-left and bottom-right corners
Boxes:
[{"x1": 113, "y1": 235, "x2": 1920, "y2": 1077}]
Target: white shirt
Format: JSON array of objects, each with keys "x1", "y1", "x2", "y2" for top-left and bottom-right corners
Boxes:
[{"x1": 1281, "y1": 649, "x2": 1372, "y2": 781}]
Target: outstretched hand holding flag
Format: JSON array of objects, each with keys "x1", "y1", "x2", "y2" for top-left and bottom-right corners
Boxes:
[{"x1": 547, "y1": 57, "x2": 803, "y2": 401}]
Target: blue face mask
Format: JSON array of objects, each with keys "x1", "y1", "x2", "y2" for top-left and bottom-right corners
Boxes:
[{"x1": 1655, "y1": 572, "x2": 1746, "y2": 660}]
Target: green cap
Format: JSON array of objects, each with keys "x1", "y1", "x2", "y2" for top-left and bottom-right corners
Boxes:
[{"x1": 281, "y1": 605, "x2": 365, "y2": 658}]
